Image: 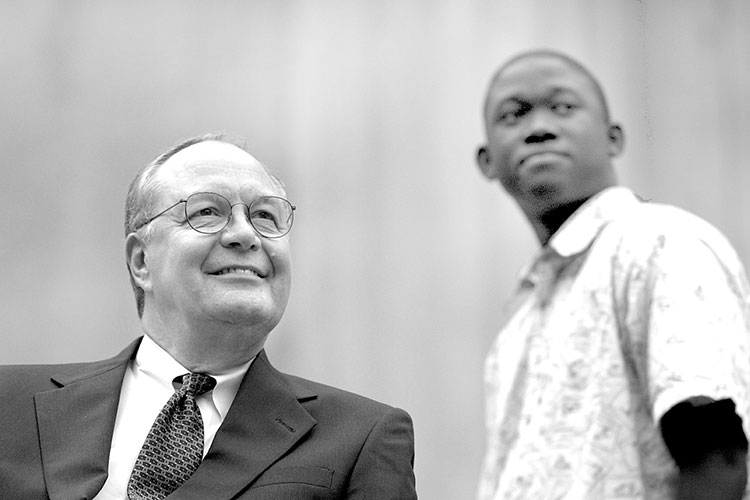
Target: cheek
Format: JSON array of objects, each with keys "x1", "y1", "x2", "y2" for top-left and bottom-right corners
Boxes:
[
  {"x1": 265, "y1": 244, "x2": 292, "y2": 281},
  {"x1": 490, "y1": 145, "x2": 517, "y2": 185},
  {"x1": 151, "y1": 255, "x2": 192, "y2": 296},
  {"x1": 151, "y1": 243, "x2": 208, "y2": 287},
  {"x1": 577, "y1": 123, "x2": 611, "y2": 152},
  {"x1": 489, "y1": 135, "x2": 516, "y2": 166}
]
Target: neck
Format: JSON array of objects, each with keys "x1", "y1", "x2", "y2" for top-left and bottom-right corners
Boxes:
[
  {"x1": 536, "y1": 197, "x2": 591, "y2": 245},
  {"x1": 140, "y1": 312, "x2": 268, "y2": 373}
]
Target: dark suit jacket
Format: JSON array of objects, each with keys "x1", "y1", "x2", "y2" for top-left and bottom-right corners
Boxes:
[{"x1": 0, "y1": 338, "x2": 417, "y2": 500}]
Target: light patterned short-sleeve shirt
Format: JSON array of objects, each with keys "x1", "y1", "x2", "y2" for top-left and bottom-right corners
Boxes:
[{"x1": 478, "y1": 187, "x2": 750, "y2": 500}]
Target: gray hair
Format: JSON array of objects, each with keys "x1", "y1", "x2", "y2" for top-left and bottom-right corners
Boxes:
[{"x1": 124, "y1": 133, "x2": 284, "y2": 317}]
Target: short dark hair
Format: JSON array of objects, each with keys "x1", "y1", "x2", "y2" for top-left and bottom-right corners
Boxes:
[
  {"x1": 484, "y1": 49, "x2": 612, "y2": 124},
  {"x1": 124, "y1": 133, "x2": 284, "y2": 317}
]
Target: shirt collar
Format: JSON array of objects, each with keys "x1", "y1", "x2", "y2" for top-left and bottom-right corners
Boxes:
[
  {"x1": 135, "y1": 334, "x2": 254, "y2": 420},
  {"x1": 548, "y1": 186, "x2": 639, "y2": 257},
  {"x1": 519, "y1": 187, "x2": 640, "y2": 285}
]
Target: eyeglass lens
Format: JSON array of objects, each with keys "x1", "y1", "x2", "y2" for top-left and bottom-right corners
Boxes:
[{"x1": 185, "y1": 192, "x2": 293, "y2": 237}]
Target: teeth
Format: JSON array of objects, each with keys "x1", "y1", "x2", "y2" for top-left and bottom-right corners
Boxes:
[{"x1": 217, "y1": 268, "x2": 259, "y2": 276}]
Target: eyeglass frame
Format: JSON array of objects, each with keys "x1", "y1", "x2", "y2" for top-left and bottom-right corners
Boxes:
[{"x1": 135, "y1": 191, "x2": 296, "y2": 239}]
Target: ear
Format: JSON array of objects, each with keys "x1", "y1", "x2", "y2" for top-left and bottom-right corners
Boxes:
[
  {"x1": 125, "y1": 232, "x2": 152, "y2": 293},
  {"x1": 476, "y1": 146, "x2": 497, "y2": 180},
  {"x1": 607, "y1": 124, "x2": 625, "y2": 157}
]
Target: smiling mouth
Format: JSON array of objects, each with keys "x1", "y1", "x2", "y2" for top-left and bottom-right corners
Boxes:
[{"x1": 210, "y1": 267, "x2": 264, "y2": 278}]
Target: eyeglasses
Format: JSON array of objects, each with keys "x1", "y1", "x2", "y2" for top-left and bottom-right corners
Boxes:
[{"x1": 139, "y1": 192, "x2": 296, "y2": 238}]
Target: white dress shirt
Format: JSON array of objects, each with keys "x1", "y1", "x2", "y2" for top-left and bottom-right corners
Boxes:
[{"x1": 93, "y1": 335, "x2": 253, "y2": 500}]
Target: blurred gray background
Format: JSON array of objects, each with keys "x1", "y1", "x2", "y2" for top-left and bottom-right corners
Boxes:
[{"x1": 1, "y1": 1, "x2": 749, "y2": 499}]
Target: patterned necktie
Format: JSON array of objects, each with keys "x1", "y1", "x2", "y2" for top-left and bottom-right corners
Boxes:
[{"x1": 127, "y1": 372, "x2": 217, "y2": 500}]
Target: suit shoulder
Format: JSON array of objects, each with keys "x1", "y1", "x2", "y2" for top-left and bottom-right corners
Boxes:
[
  {"x1": 0, "y1": 362, "x2": 67, "y2": 391},
  {"x1": 0, "y1": 359, "x2": 109, "y2": 392},
  {"x1": 281, "y1": 371, "x2": 410, "y2": 419},
  {"x1": 0, "y1": 340, "x2": 138, "y2": 392}
]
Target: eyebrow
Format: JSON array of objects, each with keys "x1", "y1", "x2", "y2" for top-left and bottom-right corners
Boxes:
[{"x1": 489, "y1": 86, "x2": 582, "y2": 115}]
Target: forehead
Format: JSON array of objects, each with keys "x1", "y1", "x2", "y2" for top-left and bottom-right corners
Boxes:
[
  {"x1": 156, "y1": 141, "x2": 285, "y2": 198},
  {"x1": 486, "y1": 55, "x2": 600, "y2": 110}
]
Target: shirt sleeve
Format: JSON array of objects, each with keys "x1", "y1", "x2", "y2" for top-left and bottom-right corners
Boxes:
[{"x1": 641, "y1": 230, "x2": 750, "y2": 424}]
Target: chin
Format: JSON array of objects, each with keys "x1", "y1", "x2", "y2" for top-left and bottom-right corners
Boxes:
[
  {"x1": 205, "y1": 298, "x2": 283, "y2": 327},
  {"x1": 517, "y1": 182, "x2": 562, "y2": 206}
]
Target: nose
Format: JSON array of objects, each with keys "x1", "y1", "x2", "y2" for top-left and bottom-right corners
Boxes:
[
  {"x1": 524, "y1": 110, "x2": 557, "y2": 144},
  {"x1": 219, "y1": 204, "x2": 261, "y2": 250}
]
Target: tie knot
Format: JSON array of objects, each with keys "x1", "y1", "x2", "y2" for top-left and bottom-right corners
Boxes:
[{"x1": 177, "y1": 372, "x2": 216, "y2": 397}]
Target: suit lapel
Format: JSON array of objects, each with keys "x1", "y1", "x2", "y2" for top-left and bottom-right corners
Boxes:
[
  {"x1": 34, "y1": 339, "x2": 140, "y2": 500},
  {"x1": 172, "y1": 350, "x2": 318, "y2": 500}
]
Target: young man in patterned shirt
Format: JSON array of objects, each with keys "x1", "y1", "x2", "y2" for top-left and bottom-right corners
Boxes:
[{"x1": 475, "y1": 49, "x2": 750, "y2": 500}]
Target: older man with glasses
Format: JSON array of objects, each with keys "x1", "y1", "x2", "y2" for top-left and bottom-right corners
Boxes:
[{"x1": 0, "y1": 133, "x2": 418, "y2": 500}]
